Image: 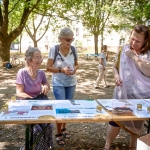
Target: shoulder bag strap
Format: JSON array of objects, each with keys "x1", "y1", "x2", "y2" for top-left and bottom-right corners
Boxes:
[{"x1": 71, "y1": 45, "x2": 77, "y2": 60}]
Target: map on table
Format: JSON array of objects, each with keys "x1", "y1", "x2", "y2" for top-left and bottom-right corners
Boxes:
[
  {"x1": 0, "y1": 100, "x2": 111, "y2": 120},
  {"x1": 96, "y1": 99, "x2": 116, "y2": 111},
  {"x1": 54, "y1": 100, "x2": 99, "y2": 108},
  {"x1": 97, "y1": 99, "x2": 150, "y2": 118},
  {"x1": 55, "y1": 100, "x2": 110, "y2": 118},
  {"x1": 126, "y1": 99, "x2": 150, "y2": 118},
  {"x1": 0, "y1": 100, "x2": 55, "y2": 120}
]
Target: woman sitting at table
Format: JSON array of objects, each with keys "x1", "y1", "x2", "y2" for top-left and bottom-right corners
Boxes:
[
  {"x1": 104, "y1": 24, "x2": 150, "y2": 150},
  {"x1": 16, "y1": 47, "x2": 53, "y2": 150}
]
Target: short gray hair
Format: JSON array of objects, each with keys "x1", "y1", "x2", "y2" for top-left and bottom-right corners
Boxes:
[
  {"x1": 58, "y1": 27, "x2": 74, "y2": 39},
  {"x1": 25, "y1": 47, "x2": 40, "y2": 61}
]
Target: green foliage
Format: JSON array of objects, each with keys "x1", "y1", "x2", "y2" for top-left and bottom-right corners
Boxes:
[
  {"x1": 112, "y1": 0, "x2": 150, "y2": 28},
  {"x1": 53, "y1": 0, "x2": 116, "y2": 54},
  {"x1": 0, "y1": 0, "x2": 44, "y2": 40},
  {"x1": 77, "y1": 0, "x2": 115, "y2": 35},
  {"x1": 0, "y1": 0, "x2": 47, "y2": 61},
  {"x1": 75, "y1": 40, "x2": 82, "y2": 48},
  {"x1": 8, "y1": 1, "x2": 24, "y2": 32}
]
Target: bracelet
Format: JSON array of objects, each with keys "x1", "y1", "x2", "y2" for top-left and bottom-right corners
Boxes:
[{"x1": 58, "y1": 67, "x2": 61, "y2": 73}]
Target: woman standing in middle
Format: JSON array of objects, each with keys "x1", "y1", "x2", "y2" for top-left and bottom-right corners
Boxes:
[
  {"x1": 46, "y1": 27, "x2": 78, "y2": 146},
  {"x1": 94, "y1": 45, "x2": 110, "y2": 89}
]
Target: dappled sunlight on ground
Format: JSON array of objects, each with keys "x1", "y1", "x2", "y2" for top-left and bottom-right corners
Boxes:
[
  {"x1": 75, "y1": 55, "x2": 115, "y2": 101},
  {"x1": 0, "y1": 52, "x2": 139, "y2": 150}
]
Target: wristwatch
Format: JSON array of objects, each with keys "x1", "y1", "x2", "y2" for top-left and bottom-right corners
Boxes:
[{"x1": 58, "y1": 67, "x2": 61, "y2": 73}]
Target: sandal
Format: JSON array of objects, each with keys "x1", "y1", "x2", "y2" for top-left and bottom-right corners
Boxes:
[
  {"x1": 61, "y1": 128, "x2": 71, "y2": 139},
  {"x1": 55, "y1": 134, "x2": 65, "y2": 146}
]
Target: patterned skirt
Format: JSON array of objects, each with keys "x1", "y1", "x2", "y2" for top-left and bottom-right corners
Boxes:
[{"x1": 33, "y1": 123, "x2": 53, "y2": 150}]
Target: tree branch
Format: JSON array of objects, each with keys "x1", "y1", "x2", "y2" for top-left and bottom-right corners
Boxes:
[
  {"x1": 37, "y1": 17, "x2": 51, "y2": 42},
  {"x1": 8, "y1": 0, "x2": 20, "y2": 14},
  {"x1": 8, "y1": 0, "x2": 42, "y2": 42}
]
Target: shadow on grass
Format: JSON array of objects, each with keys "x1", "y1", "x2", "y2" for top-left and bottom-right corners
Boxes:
[{"x1": 0, "y1": 53, "x2": 132, "y2": 150}]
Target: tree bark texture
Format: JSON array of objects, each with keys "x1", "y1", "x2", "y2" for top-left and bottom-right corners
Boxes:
[{"x1": 94, "y1": 34, "x2": 99, "y2": 54}]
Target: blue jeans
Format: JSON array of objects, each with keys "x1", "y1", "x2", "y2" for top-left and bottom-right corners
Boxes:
[{"x1": 53, "y1": 85, "x2": 76, "y2": 100}]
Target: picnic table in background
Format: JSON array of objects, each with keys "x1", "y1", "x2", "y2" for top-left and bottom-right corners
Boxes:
[{"x1": 85, "y1": 54, "x2": 99, "y2": 60}]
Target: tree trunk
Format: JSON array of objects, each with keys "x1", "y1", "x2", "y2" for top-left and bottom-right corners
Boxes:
[
  {"x1": 0, "y1": 0, "x2": 42, "y2": 61},
  {"x1": 101, "y1": 30, "x2": 104, "y2": 48},
  {"x1": 34, "y1": 40, "x2": 38, "y2": 47},
  {"x1": 0, "y1": 41, "x2": 11, "y2": 61},
  {"x1": 94, "y1": 34, "x2": 98, "y2": 54},
  {"x1": 19, "y1": 34, "x2": 23, "y2": 53}
]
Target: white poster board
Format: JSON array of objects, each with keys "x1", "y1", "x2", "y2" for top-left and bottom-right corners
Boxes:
[
  {"x1": 55, "y1": 100, "x2": 110, "y2": 119},
  {"x1": 0, "y1": 100, "x2": 55, "y2": 120}
]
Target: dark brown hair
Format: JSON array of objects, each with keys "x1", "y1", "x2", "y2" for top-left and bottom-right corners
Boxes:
[
  {"x1": 131, "y1": 24, "x2": 150, "y2": 54},
  {"x1": 101, "y1": 45, "x2": 107, "y2": 50}
]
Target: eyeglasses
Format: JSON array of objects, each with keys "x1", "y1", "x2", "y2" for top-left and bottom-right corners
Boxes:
[
  {"x1": 63, "y1": 38, "x2": 74, "y2": 42},
  {"x1": 33, "y1": 57, "x2": 43, "y2": 60}
]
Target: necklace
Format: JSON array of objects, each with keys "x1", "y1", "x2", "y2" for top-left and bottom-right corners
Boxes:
[
  {"x1": 60, "y1": 45, "x2": 70, "y2": 57},
  {"x1": 27, "y1": 69, "x2": 37, "y2": 76}
]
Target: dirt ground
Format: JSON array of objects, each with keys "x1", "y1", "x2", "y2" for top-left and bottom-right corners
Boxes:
[{"x1": 0, "y1": 52, "x2": 147, "y2": 150}]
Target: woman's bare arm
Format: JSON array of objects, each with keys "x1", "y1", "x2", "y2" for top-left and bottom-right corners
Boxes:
[
  {"x1": 106, "y1": 51, "x2": 109, "y2": 61},
  {"x1": 74, "y1": 59, "x2": 79, "y2": 71},
  {"x1": 16, "y1": 84, "x2": 32, "y2": 98},
  {"x1": 46, "y1": 58, "x2": 78, "y2": 75},
  {"x1": 113, "y1": 56, "x2": 122, "y2": 86},
  {"x1": 126, "y1": 50, "x2": 150, "y2": 77},
  {"x1": 42, "y1": 82, "x2": 50, "y2": 95},
  {"x1": 46, "y1": 59, "x2": 61, "y2": 73},
  {"x1": 46, "y1": 58, "x2": 69, "y2": 74}
]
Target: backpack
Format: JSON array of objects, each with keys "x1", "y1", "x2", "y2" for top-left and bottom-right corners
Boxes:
[
  {"x1": 6, "y1": 62, "x2": 13, "y2": 69},
  {"x1": 53, "y1": 45, "x2": 77, "y2": 63}
]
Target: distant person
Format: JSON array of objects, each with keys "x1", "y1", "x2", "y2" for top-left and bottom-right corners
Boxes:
[
  {"x1": 104, "y1": 24, "x2": 150, "y2": 150},
  {"x1": 16, "y1": 47, "x2": 53, "y2": 150},
  {"x1": 94, "y1": 45, "x2": 110, "y2": 89},
  {"x1": 46, "y1": 27, "x2": 78, "y2": 146}
]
